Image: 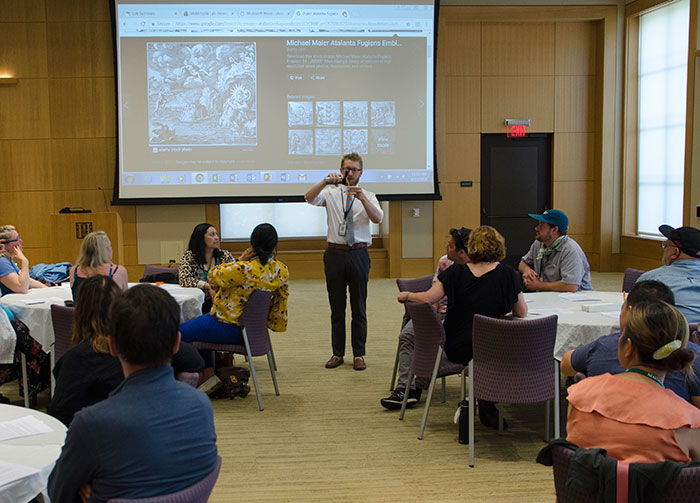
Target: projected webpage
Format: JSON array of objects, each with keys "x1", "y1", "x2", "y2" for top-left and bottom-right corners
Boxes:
[{"x1": 115, "y1": 2, "x2": 435, "y2": 200}]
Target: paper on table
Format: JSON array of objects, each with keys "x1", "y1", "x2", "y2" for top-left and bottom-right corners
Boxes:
[
  {"x1": 528, "y1": 308, "x2": 571, "y2": 317},
  {"x1": 0, "y1": 459, "x2": 40, "y2": 487},
  {"x1": 558, "y1": 293, "x2": 602, "y2": 302},
  {"x1": 598, "y1": 311, "x2": 622, "y2": 320},
  {"x1": 156, "y1": 283, "x2": 180, "y2": 290},
  {"x1": 19, "y1": 296, "x2": 65, "y2": 306},
  {"x1": 0, "y1": 415, "x2": 52, "y2": 442}
]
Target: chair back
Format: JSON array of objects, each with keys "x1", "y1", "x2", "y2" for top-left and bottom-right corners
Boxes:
[
  {"x1": 472, "y1": 314, "x2": 558, "y2": 403},
  {"x1": 621, "y1": 268, "x2": 645, "y2": 293},
  {"x1": 108, "y1": 456, "x2": 222, "y2": 503},
  {"x1": 405, "y1": 302, "x2": 451, "y2": 379},
  {"x1": 239, "y1": 290, "x2": 274, "y2": 357},
  {"x1": 396, "y1": 274, "x2": 434, "y2": 325},
  {"x1": 550, "y1": 444, "x2": 700, "y2": 503},
  {"x1": 550, "y1": 445, "x2": 601, "y2": 503},
  {"x1": 141, "y1": 265, "x2": 180, "y2": 284},
  {"x1": 50, "y1": 304, "x2": 75, "y2": 361}
]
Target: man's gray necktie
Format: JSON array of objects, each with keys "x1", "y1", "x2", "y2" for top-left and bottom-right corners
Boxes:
[{"x1": 346, "y1": 194, "x2": 355, "y2": 246}]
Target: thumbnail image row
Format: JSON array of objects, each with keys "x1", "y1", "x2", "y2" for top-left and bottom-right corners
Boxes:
[
  {"x1": 288, "y1": 100, "x2": 396, "y2": 128},
  {"x1": 289, "y1": 128, "x2": 395, "y2": 156}
]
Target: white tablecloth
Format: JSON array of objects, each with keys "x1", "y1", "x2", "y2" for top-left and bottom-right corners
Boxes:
[
  {"x1": 522, "y1": 291, "x2": 624, "y2": 360},
  {"x1": 0, "y1": 283, "x2": 204, "y2": 353},
  {"x1": 0, "y1": 404, "x2": 67, "y2": 503}
]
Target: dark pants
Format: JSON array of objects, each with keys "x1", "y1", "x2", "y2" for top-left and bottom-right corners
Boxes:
[{"x1": 323, "y1": 246, "x2": 370, "y2": 357}]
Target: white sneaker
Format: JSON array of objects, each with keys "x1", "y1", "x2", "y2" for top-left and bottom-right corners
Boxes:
[{"x1": 197, "y1": 375, "x2": 223, "y2": 395}]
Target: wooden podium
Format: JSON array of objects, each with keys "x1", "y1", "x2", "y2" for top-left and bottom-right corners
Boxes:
[{"x1": 50, "y1": 212, "x2": 124, "y2": 264}]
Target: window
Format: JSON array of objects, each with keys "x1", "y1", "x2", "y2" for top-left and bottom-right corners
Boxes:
[
  {"x1": 636, "y1": 0, "x2": 689, "y2": 234},
  {"x1": 220, "y1": 202, "x2": 380, "y2": 239}
]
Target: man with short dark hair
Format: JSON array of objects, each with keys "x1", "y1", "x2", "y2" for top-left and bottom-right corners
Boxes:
[
  {"x1": 48, "y1": 284, "x2": 217, "y2": 503},
  {"x1": 519, "y1": 209, "x2": 592, "y2": 292},
  {"x1": 561, "y1": 280, "x2": 700, "y2": 407},
  {"x1": 305, "y1": 152, "x2": 383, "y2": 371},
  {"x1": 636, "y1": 224, "x2": 700, "y2": 323}
]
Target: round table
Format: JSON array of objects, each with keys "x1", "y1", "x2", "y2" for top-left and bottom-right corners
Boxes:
[
  {"x1": 0, "y1": 404, "x2": 66, "y2": 503},
  {"x1": 0, "y1": 283, "x2": 205, "y2": 353},
  {"x1": 522, "y1": 290, "x2": 624, "y2": 359}
]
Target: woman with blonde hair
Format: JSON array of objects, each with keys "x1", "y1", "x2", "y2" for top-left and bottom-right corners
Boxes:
[
  {"x1": 69, "y1": 231, "x2": 128, "y2": 300},
  {"x1": 397, "y1": 225, "x2": 527, "y2": 427},
  {"x1": 567, "y1": 300, "x2": 700, "y2": 463},
  {"x1": 0, "y1": 225, "x2": 47, "y2": 295}
]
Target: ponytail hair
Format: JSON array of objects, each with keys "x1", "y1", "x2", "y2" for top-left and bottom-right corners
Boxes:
[
  {"x1": 623, "y1": 300, "x2": 696, "y2": 375},
  {"x1": 250, "y1": 223, "x2": 278, "y2": 266}
]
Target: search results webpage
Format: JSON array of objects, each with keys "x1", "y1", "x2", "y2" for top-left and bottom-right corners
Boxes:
[{"x1": 116, "y1": 2, "x2": 436, "y2": 199}]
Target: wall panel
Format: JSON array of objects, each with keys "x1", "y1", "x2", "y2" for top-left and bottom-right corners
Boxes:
[
  {"x1": 443, "y1": 133, "x2": 480, "y2": 183},
  {"x1": 444, "y1": 76, "x2": 480, "y2": 133},
  {"x1": 1, "y1": 140, "x2": 52, "y2": 191},
  {"x1": 47, "y1": 22, "x2": 114, "y2": 78},
  {"x1": 0, "y1": 191, "x2": 55, "y2": 248},
  {"x1": 481, "y1": 23, "x2": 555, "y2": 76},
  {"x1": 49, "y1": 77, "x2": 115, "y2": 138},
  {"x1": 481, "y1": 76, "x2": 554, "y2": 133},
  {"x1": 0, "y1": 22, "x2": 48, "y2": 77},
  {"x1": 555, "y1": 22, "x2": 597, "y2": 76},
  {"x1": 554, "y1": 76, "x2": 596, "y2": 132},
  {"x1": 432, "y1": 182, "x2": 481, "y2": 261},
  {"x1": 0, "y1": 0, "x2": 45, "y2": 22},
  {"x1": 553, "y1": 133, "x2": 595, "y2": 181},
  {"x1": 552, "y1": 181, "x2": 594, "y2": 234},
  {"x1": 0, "y1": 80, "x2": 51, "y2": 139},
  {"x1": 439, "y1": 22, "x2": 480, "y2": 76},
  {"x1": 46, "y1": 0, "x2": 111, "y2": 22},
  {"x1": 51, "y1": 139, "x2": 115, "y2": 190}
]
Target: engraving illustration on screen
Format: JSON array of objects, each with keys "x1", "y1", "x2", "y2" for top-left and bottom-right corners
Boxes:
[{"x1": 147, "y1": 42, "x2": 258, "y2": 146}]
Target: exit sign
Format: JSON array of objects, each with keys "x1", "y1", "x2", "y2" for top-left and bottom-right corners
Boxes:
[{"x1": 507, "y1": 124, "x2": 528, "y2": 137}]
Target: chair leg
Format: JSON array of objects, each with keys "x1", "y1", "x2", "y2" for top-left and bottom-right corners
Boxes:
[
  {"x1": 441, "y1": 376, "x2": 446, "y2": 403},
  {"x1": 267, "y1": 334, "x2": 278, "y2": 371},
  {"x1": 399, "y1": 373, "x2": 414, "y2": 420},
  {"x1": 545, "y1": 400, "x2": 551, "y2": 442},
  {"x1": 554, "y1": 360, "x2": 561, "y2": 439},
  {"x1": 21, "y1": 354, "x2": 29, "y2": 408},
  {"x1": 390, "y1": 342, "x2": 400, "y2": 391},
  {"x1": 417, "y1": 347, "x2": 444, "y2": 440},
  {"x1": 50, "y1": 350, "x2": 56, "y2": 397},
  {"x1": 468, "y1": 361, "x2": 475, "y2": 467},
  {"x1": 243, "y1": 332, "x2": 264, "y2": 411},
  {"x1": 267, "y1": 353, "x2": 279, "y2": 396}
]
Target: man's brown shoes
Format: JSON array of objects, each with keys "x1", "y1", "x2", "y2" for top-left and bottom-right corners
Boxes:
[
  {"x1": 325, "y1": 355, "x2": 344, "y2": 368},
  {"x1": 353, "y1": 356, "x2": 366, "y2": 371}
]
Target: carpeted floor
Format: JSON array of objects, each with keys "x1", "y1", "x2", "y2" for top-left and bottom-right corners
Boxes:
[{"x1": 1, "y1": 272, "x2": 623, "y2": 502}]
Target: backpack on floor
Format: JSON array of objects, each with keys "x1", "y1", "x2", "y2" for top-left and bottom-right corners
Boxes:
[{"x1": 212, "y1": 366, "x2": 250, "y2": 400}]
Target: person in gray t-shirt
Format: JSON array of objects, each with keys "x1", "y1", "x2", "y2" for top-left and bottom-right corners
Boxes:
[{"x1": 518, "y1": 209, "x2": 592, "y2": 292}]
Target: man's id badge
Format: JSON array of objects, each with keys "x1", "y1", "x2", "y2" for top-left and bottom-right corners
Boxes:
[{"x1": 338, "y1": 222, "x2": 347, "y2": 236}]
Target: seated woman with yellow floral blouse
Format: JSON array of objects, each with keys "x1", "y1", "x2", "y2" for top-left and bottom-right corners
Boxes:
[{"x1": 179, "y1": 223, "x2": 289, "y2": 386}]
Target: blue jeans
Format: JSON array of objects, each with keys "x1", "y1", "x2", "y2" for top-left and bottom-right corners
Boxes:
[{"x1": 180, "y1": 314, "x2": 243, "y2": 367}]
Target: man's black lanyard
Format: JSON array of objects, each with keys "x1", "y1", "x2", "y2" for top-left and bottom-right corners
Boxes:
[{"x1": 342, "y1": 188, "x2": 354, "y2": 221}]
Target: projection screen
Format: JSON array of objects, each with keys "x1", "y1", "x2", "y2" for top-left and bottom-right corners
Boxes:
[{"x1": 112, "y1": 0, "x2": 438, "y2": 203}]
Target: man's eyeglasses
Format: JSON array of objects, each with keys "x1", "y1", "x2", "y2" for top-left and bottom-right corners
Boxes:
[
  {"x1": 344, "y1": 167, "x2": 362, "y2": 173},
  {"x1": 661, "y1": 240, "x2": 676, "y2": 250}
]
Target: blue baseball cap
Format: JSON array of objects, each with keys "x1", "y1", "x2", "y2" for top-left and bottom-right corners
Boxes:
[{"x1": 527, "y1": 209, "x2": 568, "y2": 232}]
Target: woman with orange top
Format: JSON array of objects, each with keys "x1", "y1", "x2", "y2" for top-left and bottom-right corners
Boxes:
[{"x1": 567, "y1": 300, "x2": 700, "y2": 463}]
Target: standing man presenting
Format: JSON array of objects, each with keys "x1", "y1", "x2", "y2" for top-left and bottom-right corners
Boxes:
[{"x1": 305, "y1": 153, "x2": 383, "y2": 370}]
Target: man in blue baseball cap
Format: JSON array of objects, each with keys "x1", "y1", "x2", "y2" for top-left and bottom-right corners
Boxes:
[{"x1": 519, "y1": 209, "x2": 592, "y2": 292}]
